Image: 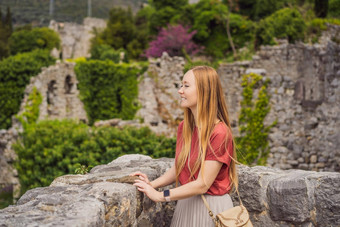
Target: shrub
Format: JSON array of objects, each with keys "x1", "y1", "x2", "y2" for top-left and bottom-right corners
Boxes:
[
  {"x1": 9, "y1": 27, "x2": 60, "y2": 55},
  {"x1": 190, "y1": 0, "x2": 254, "y2": 58},
  {"x1": 237, "y1": 73, "x2": 276, "y2": 165},
  {"x1": 145, "y1": 24, "x2": 203, "y2": 58},
  {"x1": 16, "y1": 87, "x2": 42, "y2": 129},
  {"x1": 75, "y1": 60, "x2": 145, "y2": 124},
  {"x1": 306, "y1": 18, "x2": 340, "y2": 43},
  {"x1": 256, "y1": 8, "x2": 306, "y2": 46},
  {"x1": 91, "y1": 7, "x2": 149, "y2": 59},
  {"x1": 90, "y1": 44, "x2": 128, "y2": 63},
  {"x1": 0, "y1": 49, "x2": 55, "y2": 129},
  {"x1": 13, "y1": 119, "x2": 176, "y2": 195},
  {"x1": 329, "y1": 0, "x2": 340, "y2": 18},
  {"x1": 0, "y1": 6, "x2": 13, "y2": 60},
  {"x1": 237, "y1": 0, "x2": 294, "y2": 21}
]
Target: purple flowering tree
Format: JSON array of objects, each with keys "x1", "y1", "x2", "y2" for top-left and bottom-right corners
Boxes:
[{"x1": 145, "y1": 24, "x2": 203, "y2": 58}]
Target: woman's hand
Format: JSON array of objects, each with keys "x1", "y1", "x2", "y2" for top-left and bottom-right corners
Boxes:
[
  {"x1": 129, "y1": 171, "x2": 152, "y2": 186},
  {"x1": 133, "y1": 179, "x2": 163, "y2": 202}
]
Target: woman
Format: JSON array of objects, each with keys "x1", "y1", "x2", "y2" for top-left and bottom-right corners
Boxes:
[{"x1": 131, "y1": 66, "x2": 238, "y2": 226}]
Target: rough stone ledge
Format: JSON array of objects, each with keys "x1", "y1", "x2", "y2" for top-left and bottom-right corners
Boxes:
[{"x1": 0, "y1": 154, "x2": 339, "y2": 227}]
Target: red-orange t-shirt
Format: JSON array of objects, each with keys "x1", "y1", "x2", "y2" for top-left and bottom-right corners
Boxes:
[{"x1": 175, "y1": 121, "x2": 234, "y2": 195}]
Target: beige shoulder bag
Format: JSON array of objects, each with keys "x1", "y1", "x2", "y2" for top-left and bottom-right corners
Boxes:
[
  {"x1": 201, "y1": 189, "x2": 253, "y2": 227},
  {"x1": 187, "y1": 145, "x2": 252, "y2": 227}
]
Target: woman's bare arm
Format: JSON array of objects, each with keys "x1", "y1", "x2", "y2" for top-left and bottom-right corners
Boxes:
[
  {"x1": 133, "y1": 160, "x2": 223, "y2": 202},
  {"x1": 130, "y1": 164, "x2": 176, "y2": 189},
  {"x1": 150, "y1": 164, "x2": 176, "y2": 189}
]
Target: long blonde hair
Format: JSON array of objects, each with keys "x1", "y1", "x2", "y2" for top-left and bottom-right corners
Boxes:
[{"x1": 175, "y1": 66, "x2": 238, "y2": 192}]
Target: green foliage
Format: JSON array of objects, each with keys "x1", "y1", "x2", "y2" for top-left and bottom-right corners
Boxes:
[
  {"x1": 91, "y1": 7, "x2": 149, "y2": 60},
  {"x1": 0, "y1": 185, "x2": 13, "y2": 209},
  {"x1": 13, "y1": 119, "x2": 176, "y2": 195},
  {"x1": 314, "y1": 0, "x2": 328, "y2": 18},
  {"x1": 329, "y1": 0, "x2": 340, "y2": 18},
  {"x1": 256, "y1": 8, "x2": 306, "y2": 46},
  {"x1": 237, "y1": 73, "x2": 276, "y2": 165},
  {"x1": 150, "y1": 0, "x2": 188, "y2": 10},
  {"x1": 183, "y1": 60, "x2": 220, "y2": 74},
  {"x1": 75, "y1": 60, "x2": 144, "y2": 124},
  {"x1": 74, "y1": 164, "x2": 93, "y2": 174},
  {"x1": 16, "y1": 87, "x2": 42, "y2": 129},
  {"x1": 190, "y1": 0, "x2": 254, "y2": 58},
  {"x1": 0, "y1": 6, "x2": 13, "y2": 60},
  {"x1": 149, "y1": 6, "x2": 183, "y2": 35},
  {"x1": 0, "y1": 49, "x2": 55, "y2": 129},
  {"x1": 90, "y1": 44, "x2": 128, "y2": 62},
  {"x1": 306, "y1": 18, "x2": 340, "y2": 43},
  {"x1": 236, "y1": 0, "x2": 295, "y2": 20},
  {"x1": 145, "y1": 0, "x2": 189, "y2": 34},
  {"x1": 9, "y1": 27, "x2": 60, "y2": 55}
]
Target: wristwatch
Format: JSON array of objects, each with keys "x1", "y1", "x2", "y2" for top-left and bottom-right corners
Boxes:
[{"x1": 163, "y1": 189, "x2": 171, "y2": 202}]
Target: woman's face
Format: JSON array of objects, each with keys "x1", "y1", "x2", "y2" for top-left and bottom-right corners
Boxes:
[{"x1": 178, "y1": 70, "x2": 197, "y2": 110}]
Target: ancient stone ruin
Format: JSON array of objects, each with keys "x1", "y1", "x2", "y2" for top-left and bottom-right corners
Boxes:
[
  {"x1": 136, "y1": 53, "x2": 185, "y2": 137},
  {"x1": 0, "y1": 24, "x2": 339, "y2": 216},
  {"x1": 49, "y1": 17, "x2": 107, "y2": 60},
  {"x1": 137, "y1": 25, "x2": 340, "y2": 172},
  {"x1": 20, "y1": 61, "x2": 88, "y2": 123},
  {"x1": 0, "y1": 61, "x2": 88, "y2": 202},
  {"x1": 0, "y1": 154, "x2": 339, "y2": 226}
]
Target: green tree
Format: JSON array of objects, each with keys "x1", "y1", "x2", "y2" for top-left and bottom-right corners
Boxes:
[
  {"x1": 314, "y1": 0, "x2": 328, "y2": 18},
  {"x1": 0, "y1": 7, "x2": 13, "y2": 60},
  {"x1": 237, "y1": 0, "x2": 294, "y2": 20},
  {"x1": 329, "y1": 0, "x2": 340, "y2": 18},
  {"x1": 9, "y1": 27, "x2": 60, "y2": 55},
  {"x1": 0, "y1": 49, "x2": 55, "y2": 129},
  {"x1": 190, "y1": 0, "x2": 253, "y2": 58},
  {"x1": 256, "y1": 8, "x2": 306, "y2": 47},
  {"x1": 150, "y1": 0, "x2": 188, "y2": 10},
  {"x1": 90, "y1": 44, "x2": 128, "y2": 62},
  {"x1": 91, "y1": 7, "x2": 149, "y2": 59},
  {"x1": 4, "y1": 7, "x2": 13, "y2": 35}
]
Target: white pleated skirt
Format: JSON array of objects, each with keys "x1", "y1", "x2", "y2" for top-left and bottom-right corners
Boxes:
[{"x1": 170, "y1": 193, "x2": 234, "y2": 227}]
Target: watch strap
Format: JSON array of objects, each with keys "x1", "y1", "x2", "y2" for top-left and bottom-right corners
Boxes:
[{"x1": 163, "y1": 189, "x2": 171, "y2": 202}]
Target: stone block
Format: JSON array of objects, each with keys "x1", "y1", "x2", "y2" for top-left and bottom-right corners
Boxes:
[
  {"x1": 309, "y1": 173, "x2": 340, "y2": 226},
  {"x1": 267, "y1": 172, "x2": 312, "y2": 222},
  {"x1": 310, "y1": 155, "x2": 318, "y2": 163}
]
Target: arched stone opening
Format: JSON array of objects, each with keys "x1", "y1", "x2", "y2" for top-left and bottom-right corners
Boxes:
[{"x1": 64, "y1": 75, "x2": 73, "y2": 94}]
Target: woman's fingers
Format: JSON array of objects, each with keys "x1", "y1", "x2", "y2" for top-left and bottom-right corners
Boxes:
[
  {"x1": 133, "y1": 180, "x2": 147, "y2": 191},
  {"x1": 129, "y1": 171, "x2": 143, "y2": 176},
  {"x1": 130, "y1": 172, "x2": 150, "y2": 184},
  {"x1": 130, "y1": 172, "x2": 148, "y2": 179}
]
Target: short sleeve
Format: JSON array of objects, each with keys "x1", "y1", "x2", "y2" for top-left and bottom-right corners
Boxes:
[{"x1": 205, "y1": 124, "x2": 233, "y2": 166}]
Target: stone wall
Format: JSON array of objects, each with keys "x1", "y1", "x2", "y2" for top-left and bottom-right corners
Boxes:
[
  {"x1": 218, "y1": 34, "x2": 340, "y2": 172},
  {"x1": 49, "y1": 17, "x2": 107, "y2": 60},
  {"x1": 19, "y1": 61, "x2": 88, "y2": 122},
  {"x1": 0, "y1": 129, "x2": 20, "y2": 203},
  {"x1": 138, "y1": 25, "x2": 340, "y2": 172},
  {"x1": 0, "y1": 61, "x2": 88, "y2": 202},
  {"x1": 136, "y1": 52, "x2": 185, "y2": 137},
  {"x1": 0, "y1": 155, "x2": 339, "y2": 227}
]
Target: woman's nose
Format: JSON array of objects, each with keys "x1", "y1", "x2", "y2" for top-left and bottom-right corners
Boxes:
[{"x1": 178, "y1": 87, "x2": 183, "y2": 94}]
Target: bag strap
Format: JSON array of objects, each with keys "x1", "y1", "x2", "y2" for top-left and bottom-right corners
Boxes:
[
  {"x1": 187, "y1": 142, "x2": 243, "y2": 222},
  {"x1": 201, "y1": 186, "x2": 243, "y2": 220},
  {"x1": 201, "y1": 194, "x2": 217, "y2": 221}
]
